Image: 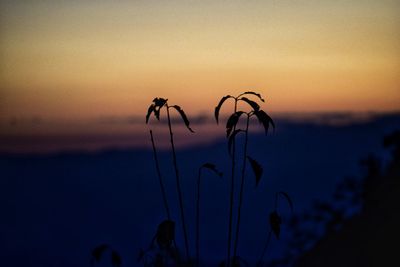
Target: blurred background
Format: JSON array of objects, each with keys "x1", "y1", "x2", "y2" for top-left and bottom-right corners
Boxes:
[{"x1": 1, "y1": 1, "x2": 399, "y2": 266}]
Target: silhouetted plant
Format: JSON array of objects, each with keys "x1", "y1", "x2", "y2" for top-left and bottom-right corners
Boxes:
[
  {"x1": 257, "y1": 192, "x2": 293, "y2": 267},
  {"x1": 146, "y1": 97, "x2": 194, "y2": 262},
  {"x1": 92, "y1": 93, "x2": 294, "y2": 266},
  {"x1": 214, "y1": 91, "x2": 269, "y2": 266},
  {"x1": 216, "y1": 92, "x2": 275, "y2": 263},
  {"x1": 196, "y1": 163, "x2": 223, "y2": 267},
  {"x1": 138, "y1": 220, "x2": 180, "y2": 266}
]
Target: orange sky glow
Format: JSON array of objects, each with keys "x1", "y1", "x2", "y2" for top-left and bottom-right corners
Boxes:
[{"x1": 1, "y1": 0, "x2": 399, "y2": 120}]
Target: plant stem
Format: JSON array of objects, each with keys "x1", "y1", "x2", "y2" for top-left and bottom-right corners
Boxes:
[
  {"x1": 166, "y1": 105, "x2": 190, "y2": 262},
  {"x1": 233, "y1": 114, "x2": 250, "y2": 258},
  {"x1": 150, "y1": 130, "x2": 171, "y2": 220},
  {"x1": 196, "y1": 168, "x2": 202, "y2": 267},
  {"x1": 150, "y1": 130, "x2": 182, "y2": 267},
  {"x1": 257, "y1": 229, "x2": 272, "y2": 267},
  {"x1": 227, "y1": 100, "x2": 238, "y2": 267}
]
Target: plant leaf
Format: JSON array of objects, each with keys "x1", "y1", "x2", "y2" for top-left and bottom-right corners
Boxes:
[
  {"x1": 228, "y1": 129, "x2": 243, "y2": 156},
  {"x1": 202, "y1": 163, "x2": 223, "y2": 177},
  {"x1": 255, "y1": 110, "x2": 275, "y2": 135},
  {"x1": 154, "y1": 106, "x2": 161, "y2": 120},
  {"x1": 215, "y1": 95, "x2": 233, "y2": 124},
  {"x1": 151, "y1": 97, "x2": 167, "y2": 121},
  {"x1": 247, "y1": 156, "x2": 263, "y2": 187},
  {"x1": 239, "y1": 97, "x2": 260, "y2": 111},
  {"x1": 226, "y1": 111, "x2": 244, "y2": 137},
  {"x1": 91, "y1": 244, "x2": 110, "y2": 265},
  {"x1": 279, "y1": 191, "x2": 294, "y2": 213},
  {"x1": 171, "y1": 105, "x2": 194, "y2": 133},
  {"x1": 146, "y1": 104, "x2": 155, "y2": 123},
  {"x1": 156, "y1": 220, "x2": 175, "y2": 248},
  {"x1": 153, "y1": 97, "x2": 168, "y2": 108},
  {"x1": 239, "y1": 91, "x2": 265, "y2": 102},
  {"x1": 270, "y1": 210, "x2": 282, "y2": 239},
  {"x1": 111, "y1": 250, "x2": 122, "y2": 267}
]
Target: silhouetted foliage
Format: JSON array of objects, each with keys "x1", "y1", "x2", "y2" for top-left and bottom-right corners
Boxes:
[
  {"x1": 270, "y1": 211, "x2": 282, "y2": 239},
  {"x1": 215, "y1": 95, "x2": 234, "y2": 124},
  {"x1": 145, "y1": 98, "x2": 194, "y2": 262},
  {"x1": 94, "y1": 92, "x2": 293, "y2": 267},
  {"x1": 277, "y1": 192, "x2": 294, "y2": 213},
  {"x1": 170, "y1": 105, "x2": 194, "y2": 133},
  {"x1": 247, "y1": 156, "x2": 263, "y2": 187},
  {"x1": 254, "y1": 110, "x2": 275, "y2": 135},
  {"x1": 156, "y1": 220, "x2": 175, "y2": 248},
  {"x1": 226, "y1": 111, "x2": 245, "y2": 137}
]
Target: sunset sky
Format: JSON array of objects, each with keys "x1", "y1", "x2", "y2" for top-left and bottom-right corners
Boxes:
[{"x1": 1, "y1": 0, "x2": 399, "y2": 120}]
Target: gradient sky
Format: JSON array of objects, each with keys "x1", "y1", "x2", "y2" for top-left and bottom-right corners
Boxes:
[{"x1": 1, "y1": 0, "x2": 399, "y2": 120}]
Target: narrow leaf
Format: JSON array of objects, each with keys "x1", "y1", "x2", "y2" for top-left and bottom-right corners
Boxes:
[
  {"x1": 247, "y1": 156, "x2": 263, "y2": 187},
  {"x1": 111, "y1": 250, "x2": 122, "y2": 267},
  {"x1": 255, "y1": 110, "x2": 275, "y2": 135},
  {"x1": 226, "y1": 111, "x2": 244, "y2": 137},
  {"x1": 91, "y1": 244, "x2": 109, "y2": 264},
  {"x1": 228, "y1": 129, "x2": 243, "y2": 156},
  {"x1": 239, "y1": 97, "x2": 260, "y2": 111},
  {"x1": 202, "y1": 163, "x2": 223, "y2": 177},
  {"x1": 279, "y1": 191, "x2": 294, "y2": 213},
  {"x1": 170, "y1": 105, "x2": 194, "y2": 132},
  {"x1": 154, "y1": 107, "x2": 161, "y2": 120},
  {"x1": 215, "y1": 95, "x2": 233, "y2": 124},
  {"x1": 239, "y1": 91, "x2": 265, "y2": 102},
  {"x1": 146, "y1": 104, "x2": 155, "y2": 123},
  {"x1": 270, "y1": 211, "x2": 282, "y2": 239}
]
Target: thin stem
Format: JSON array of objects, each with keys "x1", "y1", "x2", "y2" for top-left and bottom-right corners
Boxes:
[
  {"x1": 257, "y1": 230, "x2": 272, "y2": 267},
  {"x1": 227, "y1": 99, "x2": 238, "y2": 267},
  {"x1": 196, "y1": 168, "x2": 202, "y2": 267},
  {"x1": 233, "y1": 114, "x2": 250, "y2": 258},
  {"x1": 150, "y1": 130, "x2": 171, "y2": 220},
  {"x1": 150, "y1": 130, "x2": 182, "y2": 267},
  {"x1": 166, "y1": 105, "x2": 190, "y2": 262}
]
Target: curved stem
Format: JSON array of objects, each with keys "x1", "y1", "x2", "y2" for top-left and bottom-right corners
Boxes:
[
  {"x1": 150, "y1": 130, "x2": 171, "y2": 220},
  {"x1": 166, "y1": 105, "x2": 190, "y2": 262},
  {"x1": 196, "y1": 168, "x2": 202, "y2": 267},
  {"x1": 233, "y1": 114, "x2": 250, "y2": 258},
  {"x1": 227, "y1": 99, "x2": 238, "y2": 267}
]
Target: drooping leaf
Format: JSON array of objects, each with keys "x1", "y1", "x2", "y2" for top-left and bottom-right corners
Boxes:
[
  {"x1": 111, "y1": 250, "x2": 122, "y2": 267},
  {"x1": 215, "y1": 95, "x2": 233, "y2": 124},
  {"x1": 239, "y1": 91, "x2": 265, "y2": 102},
  {"x1": 91, "y1": 244, "x2": 110, "y2": 264},
  {"x1": 156, "y1": 220, "x2": 175, "y2": 248},
  {"x1": 146, "y1": 104, "x2": 155, "y2": 123},
  {"x1": 269, "y1": 210, "x2": 282, "y2": 239},
  {"x1": 239, "y1": 97, "x2": 260, "y2": 111},
  {"x1": 226, "y1": 111, "x2": 244, "y2": 137},
  {"x1": 255, "y1": 110, "x2": 275, "y2": 135},
  {"x1": 153, "y1": 97, "x2": 168, "y2": 108},
  {"x1": 279, "y1": 191, "x2": 294, "y2": 213},
  {"x1": 228, "y1": 129, "x2": 243, "y2": 156},
  {"x1": 202, "y1": 163, "x2": 223, "y2": 177},
  {"x1": 171, "y1": 105, "x2": 194, "y2": 133},
  {"x1": 247, "y1": 156, "x2": 263, "y2": 187},
  {"x1": 150, "y1": 97, "x2": 168, "y2": 121},
  {"x1": 154, "y1": 106, "x2": 161, "y2": 120}
]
